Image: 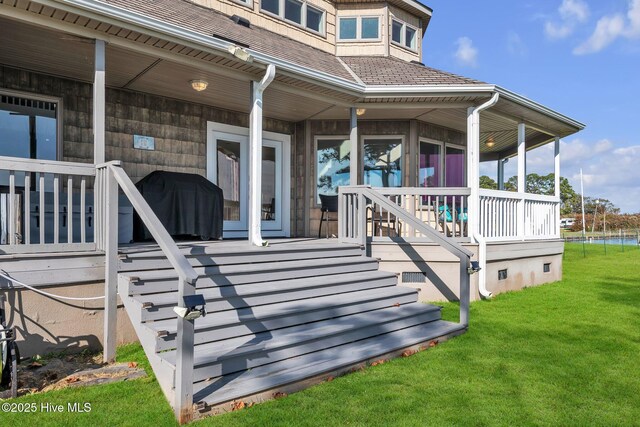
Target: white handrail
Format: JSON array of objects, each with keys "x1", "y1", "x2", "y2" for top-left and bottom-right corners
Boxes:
[
  {"x1": 479, "y1": 188, "x2": 560, "y2": 203},
  {"x1": 0, "y1": 156, "x2": 96, "y2": 176}
]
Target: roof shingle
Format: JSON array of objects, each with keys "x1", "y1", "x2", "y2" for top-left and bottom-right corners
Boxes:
[{"x1": 340, "y1": 56, "x2": 486, "y2": 86}]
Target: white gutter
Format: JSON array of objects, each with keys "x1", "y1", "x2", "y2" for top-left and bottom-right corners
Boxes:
[
  {"x1": 248, "y1": 64, "x2": 276, "y2": 247},
  {"x1": 468, "y1": 93, "x2": 500, "y2": 299}
]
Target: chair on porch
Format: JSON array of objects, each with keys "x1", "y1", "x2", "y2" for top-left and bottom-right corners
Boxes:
[
  {"x1": 318, "y1": 194, "x2": 339, "y2": 238},
  {"x1": 438, "y1": 205, "x2": 467, "y2": 237}
]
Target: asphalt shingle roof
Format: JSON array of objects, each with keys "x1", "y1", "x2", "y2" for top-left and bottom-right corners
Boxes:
[{"x1": 340, "y1": 56, "x2": 485, "y2": 86}]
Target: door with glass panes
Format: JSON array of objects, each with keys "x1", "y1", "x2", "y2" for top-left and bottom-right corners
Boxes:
[{"x1": 207, "y1": 129, "x2": 287, "y2": 237}]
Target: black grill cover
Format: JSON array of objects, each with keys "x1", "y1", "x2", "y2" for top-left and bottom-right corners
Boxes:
[{"x1": 133, "y1": 171, "x2": 223, "y2": 241}]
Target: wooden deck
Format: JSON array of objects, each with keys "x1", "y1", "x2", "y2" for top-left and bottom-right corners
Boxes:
[{"x1": 114, "y1": 238, "x2": 465, "y2": 420}]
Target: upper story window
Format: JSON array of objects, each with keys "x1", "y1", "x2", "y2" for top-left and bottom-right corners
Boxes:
[
  {"x1": 338, "y1": 16, "x2": 380, "y2": 41},
  {"x1": 261, "y1": 0, "x2": 326, "y2": 35},
  {"x1": 391, "y1": 19, "x2": 417, "y2": 51}
]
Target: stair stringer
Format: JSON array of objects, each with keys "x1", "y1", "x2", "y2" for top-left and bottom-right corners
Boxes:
[{"x1": 118, "y1": 275, "x2": 177, "y2": 407}]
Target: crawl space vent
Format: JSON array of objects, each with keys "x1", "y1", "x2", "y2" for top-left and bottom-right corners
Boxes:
[
  {"x1": 498, "y1": 269, "x2": 508, "y2": 280},
  {"x1": 402, "y1": 272, "x2": 427, "y2": 283}
]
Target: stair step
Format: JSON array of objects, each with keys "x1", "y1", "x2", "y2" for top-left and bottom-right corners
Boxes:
[
  {"x1": 119, "y1": 242, "x2": 363, "y2": 271},
  {"x1": 136, "y1": 270, "x2": 398, "y2": 322},
  {"x1": 193, "y1": 319, "x2": 465, "y2": 406},
  {"x1": 149, "y1": 286, "x2": 418, "y2": 352},
  {"x1": 161, "y1": 303, "x2": 442, "y2": 383},
  {"x1": 122, "y1": 256, "x2": 379, "y2": 295}
]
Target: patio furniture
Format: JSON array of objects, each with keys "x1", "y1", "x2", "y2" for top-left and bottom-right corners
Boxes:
[{"x1": 318, "y1": 194, "x2": 338, "y2": 238}]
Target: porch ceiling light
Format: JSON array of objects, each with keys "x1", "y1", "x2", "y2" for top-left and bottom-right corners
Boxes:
[
  {"x1": 190, "y1": 79, "x2": 209, "y2": 92},
  {"x1": 356, "y1": 108, "x2": 367, "y2": 116},
  {"x1": 485, "y1": 135, "x2": 495, "y2": 148}
]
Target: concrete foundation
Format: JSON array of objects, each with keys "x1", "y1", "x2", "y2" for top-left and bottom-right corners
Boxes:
[{"x1": 2, "y1": 283, "x2": 137, "y2": 358}]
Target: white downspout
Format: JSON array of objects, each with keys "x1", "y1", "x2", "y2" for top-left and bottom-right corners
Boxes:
[
  {"x1": 248, "y1": 64, "x2": 276, "y2": 247},
  {"x1": 469, "y1": 92, "x2": 499, "y2": 298}
]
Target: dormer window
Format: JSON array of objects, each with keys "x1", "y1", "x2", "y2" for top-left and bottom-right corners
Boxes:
[
  {"x1": 338, "y1": 16, "x2": 381, "y2": 41},
  {"x1": 391, "y1": 19, "x2": 417, "y2": 51},
  {"x1": 261, "y1": 0, "x2": 326, "y2": 35}
]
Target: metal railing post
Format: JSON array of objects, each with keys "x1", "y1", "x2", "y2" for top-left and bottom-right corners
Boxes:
[
  {"x1": 459, "y1": 255, "x2": 470, "y2": 326},
  {"x1": 103, "y1": 164, "x2": 119, "y2": 363}
]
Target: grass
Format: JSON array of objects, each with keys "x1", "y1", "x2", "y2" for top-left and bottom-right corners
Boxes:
[{"x1": 3, "y1": 243, "x2": 640, "y2": 426}]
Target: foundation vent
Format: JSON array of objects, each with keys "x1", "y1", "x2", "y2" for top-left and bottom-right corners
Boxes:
[
  {"x1": 402, "y1": 272, "x2": 427, "y2": 283},
  {"x1": 543, "y1": 263, "x2": 551, "y2": 273},
  {"x1": 498, "y1": 269, "x2": 508, "y2": 280}
]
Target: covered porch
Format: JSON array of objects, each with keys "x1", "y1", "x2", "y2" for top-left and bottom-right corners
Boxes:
[{"x1": 0, "y1": 5, "x2": 583, "y2": 255}]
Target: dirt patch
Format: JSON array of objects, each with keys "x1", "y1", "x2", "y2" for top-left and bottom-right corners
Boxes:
[{"x1": 0, "y1": 351, "x2": 146, "y2": 399}]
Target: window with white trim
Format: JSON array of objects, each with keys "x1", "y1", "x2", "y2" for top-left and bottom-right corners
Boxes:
[
  {"x1": 391, "y1": 19, "x2": 418, "y2": 51},
  {"x1": 261, "y1": 0, "x2": 326, "y2": 35},
  {"x1": 338, "y1": 16, "x2": 380, "y2": 41}
]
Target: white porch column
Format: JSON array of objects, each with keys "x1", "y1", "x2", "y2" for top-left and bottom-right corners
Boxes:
[
  {"x1": 554, "y1": 136, "x2": 561, "y2": 237},
  {"x1": 349, "y1": 107, "x2": 359, "y2": 186},
  {"x1": 466, "y1": 107, "x2": 478, "y2": 238},
  {"x1": 248, "y1": 65, "x2": 276, "y2": 246},
  {"x1": 497, "y1": 158, "x2": 506, "y2": 190},
  {"x1": 517, "y1": 122, "x2": 526, "y2": 239},
  {"x1": 93, "y1": 39, "x2": 106, "y2": 164}
]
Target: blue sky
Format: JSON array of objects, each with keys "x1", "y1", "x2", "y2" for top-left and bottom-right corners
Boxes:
[{"x1": 422, "y1": 0, "x2": 640, "y2": 213}]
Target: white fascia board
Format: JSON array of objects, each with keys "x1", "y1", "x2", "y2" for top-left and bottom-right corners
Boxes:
[
  {"x1": 49, "y1": 0, "x2": 365, "y2": 94},
  {"x1": 402, "y1": 0, "x2": 432, "y2": 19},
  {"x1": 495, "y1": 86, "x2": 586, "y2": 131}
]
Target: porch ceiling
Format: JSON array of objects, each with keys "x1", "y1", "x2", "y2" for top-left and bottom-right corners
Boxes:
[{"x1": 0, "y1": 15, "x2": 340, "y2": 122}]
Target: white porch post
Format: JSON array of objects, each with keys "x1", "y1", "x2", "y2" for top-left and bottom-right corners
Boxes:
[
  {"x1": 466, "y1": 107, "x2": 478, "y2": 238},
  {"x1": 93, "y1": 39, "x2": 106, "y2": 164},
  {"x1": 517, "y1": 122, "x2": 526, "y2": 239},
  {"x1": 554, "y1": 136, "x2": 561, "y2": 237},
  {"x1": 248, "y1": 65, "x2": 276, "y2": 246},
  {"x1": 93, "y1": 39, "x2": 117, "y2": 363},
  {"x1": 497, "y1": 158, "x2": 506, "y2": 190},
  {"x1": 349, "y1": 107, "x2": 359, "y2": 186}
]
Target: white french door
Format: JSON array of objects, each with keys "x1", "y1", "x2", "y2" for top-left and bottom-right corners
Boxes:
[{"x1": 206, "y1": 123, "x2": 290, "y2": 238}]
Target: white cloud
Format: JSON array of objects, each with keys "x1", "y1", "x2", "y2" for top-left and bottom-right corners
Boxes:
[
  {"x1": 574, "y1": 0, "x2": 640, "y2": 54},
  {"x1": 522, "y1": 138, "x2": 640, "y2": 213},
  {"x1": 544, "y1": 0, "x2": 590, "y2": 39},
  {"x1": 560, "y1": 0, "x2": 590, "y2": 22},
  {"x1": 454, "y1": 37, "x2": 478, "y2": 67},
  {"x1": 507, "y1": 32, "x2": 528, "y2": 57}
]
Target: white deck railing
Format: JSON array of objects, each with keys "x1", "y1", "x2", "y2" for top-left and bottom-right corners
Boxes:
[
  {"x1": 0, "y1": 156, "x2": 96, "y2": 253},
  {"x1": 339, "y1": 187, "x2": 471, "y2": 242},
  {"x1": 479, "y1": 189, "x2": 560, "y2": 241}
]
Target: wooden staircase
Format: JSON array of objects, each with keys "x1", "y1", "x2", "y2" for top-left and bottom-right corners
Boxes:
[{"x1": 117, "y1": 240, "x2": 466, "y2": 419}]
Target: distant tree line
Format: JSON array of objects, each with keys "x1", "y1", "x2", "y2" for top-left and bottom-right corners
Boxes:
[{"x1": 479, "y1": 173, "x2": 621, "y2": 217}]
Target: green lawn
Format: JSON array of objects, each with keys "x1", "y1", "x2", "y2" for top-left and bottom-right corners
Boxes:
[{"x1": 3, "y1": 243, "x2": 639, "y2": 426}]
